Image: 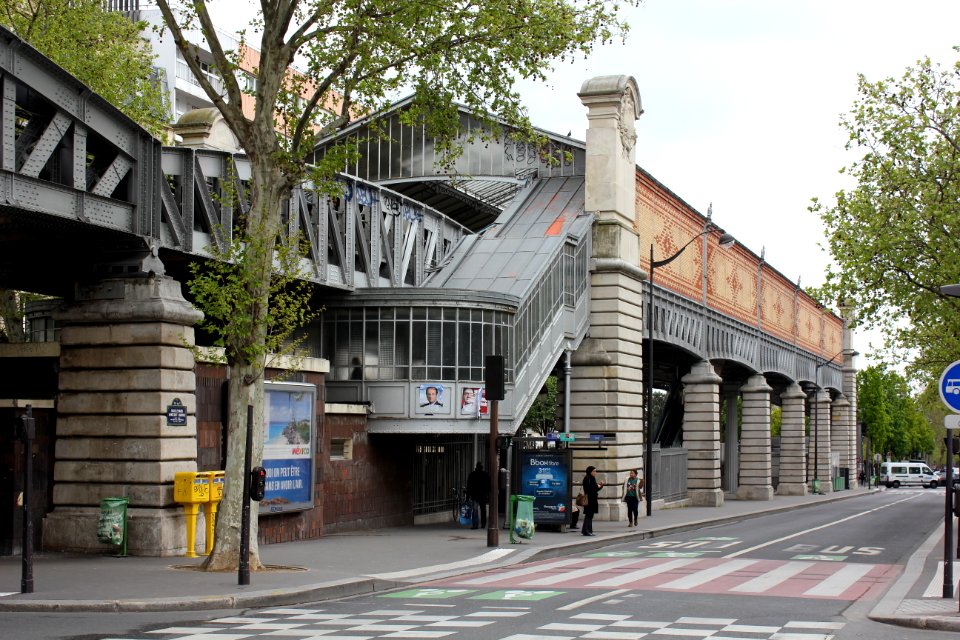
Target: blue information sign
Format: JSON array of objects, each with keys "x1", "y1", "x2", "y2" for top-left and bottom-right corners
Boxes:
[{"x1": 939, "y1": 360, "x2": 960, "y2": 413}]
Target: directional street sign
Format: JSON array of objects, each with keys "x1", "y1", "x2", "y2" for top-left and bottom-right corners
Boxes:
[{"x1": 940, "y1": 361, "x2": 960, "y2": 413}]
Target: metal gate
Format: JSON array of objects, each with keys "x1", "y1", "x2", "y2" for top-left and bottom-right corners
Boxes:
[{"x1": 412, "y1": 437, "x2": 475, "y2": 516}]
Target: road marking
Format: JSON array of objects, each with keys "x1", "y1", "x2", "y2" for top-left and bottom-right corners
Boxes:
[
  {"x1": 730, "y1": 561, "x2": 814, "y2": 593},
  {"x1": 922, "y1": 561, "x2": 960, "y2": 597},
  {"x1": 522, "y1": 558, "x2": 640, "y2": 586},
  {"x1": 370, "y1": 548, "x2": 515, "y2": 579},
  {"x1": 677, "y1": 616, "x2": 737, "y2": 624},
  {"x1": 803, "y1": 563, "x2": 874, "y2": 597},
  {"x1": 588, "y1": 558, "x2": 695, "y2": 587},
  {"x1": 724, "y1": 495, "x2": 918, "y2": 558},
  {"x1": 458, "y1": 558, "x2": 582, "y2": 585},
  {"x1": 557, "y1": 589, "x2": 630, "y2": 611},
  {"x1": 658, "y1": 559, "x2": 758, "y2": 590}
]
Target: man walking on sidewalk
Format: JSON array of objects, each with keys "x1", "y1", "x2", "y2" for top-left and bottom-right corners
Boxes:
[{"x1": 466, "y1": 462, "x2": 490, "y2": 529}]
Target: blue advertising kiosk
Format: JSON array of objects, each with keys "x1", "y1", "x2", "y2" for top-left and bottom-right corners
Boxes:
[{"x1": 516, "y1": 446, "x2": 573, "y2": 528}]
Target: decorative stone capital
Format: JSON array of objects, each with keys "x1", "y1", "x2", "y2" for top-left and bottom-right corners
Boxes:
[
  {"x1": 741, "y1": 373, "x2": 772, "y2": 394},
  {"x1": 580, "y1": 75, "x2": 643, "y2": 233},
  {"x1": 781, "y1": 382, "x2": 806, "y2": 400},
  {"x1": 682, "y1": 360, "x2": 722, "y2": 385}
]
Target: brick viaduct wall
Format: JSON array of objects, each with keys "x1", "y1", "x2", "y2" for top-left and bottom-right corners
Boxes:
[{"x1": 635, "y1": 168, "x2": 843, "y2": 360}]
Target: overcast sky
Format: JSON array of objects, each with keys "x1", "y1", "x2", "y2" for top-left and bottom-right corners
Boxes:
[{"x1": 209, "y1": 0, "x2": 960, "y2": 362}]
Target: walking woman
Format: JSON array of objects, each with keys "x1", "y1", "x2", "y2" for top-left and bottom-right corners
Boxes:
[
  {"x1": 581, "y1": 465, "x2": 604, "y2": 536},
  {"x1": 622, "y1": 469, "x2": 642, "y2": 526}
]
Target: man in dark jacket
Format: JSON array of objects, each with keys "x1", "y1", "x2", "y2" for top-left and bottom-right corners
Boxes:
[
  {"x1": 466, "y1": 462, "x2": 490, "y2": 529},
  {"x1": 581, "y1": 465, "x2": 604, "y2": 536}
]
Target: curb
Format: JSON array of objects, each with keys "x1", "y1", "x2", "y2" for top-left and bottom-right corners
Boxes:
[{"x1": 0, "y1": 489, "x2": 880, "y2": 613}]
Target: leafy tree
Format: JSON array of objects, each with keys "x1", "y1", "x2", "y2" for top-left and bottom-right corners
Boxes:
[
  {"x1": 155, "y1": 0, "x2": 633, "y2": 570},
  {"x1": 522, "y1": 375, "x2": 559, "y2": 435},
  {"x1": 1, "y1": 0, "x2": 169, "y2": 136},
  {"x1": 857, "y1": 365, "x2": 934, "y2": 460},
  {"x1": 811, "y1": 51, "x2": 960, "y2": 385}
]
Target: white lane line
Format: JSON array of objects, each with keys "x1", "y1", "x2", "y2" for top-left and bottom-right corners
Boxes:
[
  {"x1": 676, "y1": 617, "x2": 737, "y2": 625},
  {"x1": 457, "y1": 557, "x2": 583, "y2": 585},
  {"x1": 588, "y1": 559, "x2": 696, "y2": 588},
  {"x1": 922, "y1": 560, "x2": 960, "y2": 598},
  {"x1": 557, "y1": 589, "x2": 631, "y2": 611},
  {"x1": 803, "y1": 563, "x2": 874, "y2": 597},
  {"x1": 725, "y1": 495, "x2": 918, "y2": 558},
  {"x1": 658, "y1": 559, "x2": 758, "y2": 590},
  {"x1": 522, "y1": 558, "x2": 641, "y2": 586},
  {"x1": 370, "y1": 548, "x2": 515, "y2": 579},
  {"x1": 730, "y1": 561, "x2": 814, "y2": 593},
  {"x1": 783, "y1": 621, "x2": 845, "y2": 629}
]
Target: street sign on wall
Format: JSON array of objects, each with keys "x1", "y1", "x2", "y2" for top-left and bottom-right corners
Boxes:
[{"x1": 940, "y1": 361, "x2": 960, "y2": 413}]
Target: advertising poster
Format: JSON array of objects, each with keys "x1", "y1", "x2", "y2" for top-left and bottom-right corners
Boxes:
[
  {"x1": 261, "y1": 382, "x2": 315, "y2": 514},
  {"x1": 458, "y1": 386, "x2": 483, "y2": 418},
  {"x1": 415, "y1": 383, "x2": 450, "y2": 415},
  {"x1": 518, "y1": 450, "x2": 570, "y2": 525}
]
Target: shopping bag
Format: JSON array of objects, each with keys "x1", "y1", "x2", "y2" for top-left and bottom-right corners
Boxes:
[{"x1": 458, "y1": 501, "x2": 473, "y2": 526}]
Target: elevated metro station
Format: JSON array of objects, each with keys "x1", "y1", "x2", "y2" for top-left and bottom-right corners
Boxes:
[{"x1": 0, "y1": 26, "x2": 855, "y2": 556}]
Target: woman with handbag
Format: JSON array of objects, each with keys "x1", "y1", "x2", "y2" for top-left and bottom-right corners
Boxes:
[
  {"x1": 581, "y1": 466, "x2": 604, "y2": 536},
  {"x1": 622, "y1": 468, "x2": 642, "y2": 527}
]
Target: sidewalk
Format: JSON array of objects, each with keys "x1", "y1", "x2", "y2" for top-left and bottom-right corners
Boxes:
[{"x1": 0, "y1": 488, "x2": 957, "y2": 632}]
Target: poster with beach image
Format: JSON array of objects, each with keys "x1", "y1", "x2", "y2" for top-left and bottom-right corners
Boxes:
[{"x1": 261, "y1": 381, "x2": 315, "y2": 513}]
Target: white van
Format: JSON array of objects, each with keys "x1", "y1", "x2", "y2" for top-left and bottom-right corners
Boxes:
[{"x1": 880, "y1": 461, "x2": 938, "y2": 488}]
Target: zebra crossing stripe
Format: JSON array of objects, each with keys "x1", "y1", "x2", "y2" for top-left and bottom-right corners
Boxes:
[
  {"x1": 802, "y1": 563, "x2": 873, "y2": 597},
  {"x1": 658, "y1": 559, "x2": 758, "y2": 590},
  {"x1": 521, "y1": 558, "x2": 641, "y2": 586},
  {"x1": 730, "y1": 561, "x2": 814, "y2": 593},
  {"x1": 922, "y1": 561, "x2": 960, "y2": 598},
  {"x1": 587, "y1": 558, "x2": 697, "y2": 588},
  {"x1": 459, "y1": 558, "x2": 584, "y2": 585}
]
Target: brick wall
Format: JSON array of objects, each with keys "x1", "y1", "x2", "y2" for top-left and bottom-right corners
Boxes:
[{"x1": 322, "y1": 417, "x2": 414, "y2": 534}]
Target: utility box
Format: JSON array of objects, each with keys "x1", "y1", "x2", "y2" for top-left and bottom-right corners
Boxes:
[{"x1": 174, "y1": 472, "x2": 211, "y2": 557}]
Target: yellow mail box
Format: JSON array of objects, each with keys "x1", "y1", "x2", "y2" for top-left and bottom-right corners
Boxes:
[
  {"x1": 200, "y1": 471, "x2": 225, "y2": 502},
  {"x1": 174, "y1": 471, "x2": 210, "y2": 504}
]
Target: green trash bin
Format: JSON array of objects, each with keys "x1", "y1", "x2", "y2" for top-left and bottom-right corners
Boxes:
[
  {"x1": 510, "y1": 495, "x2": 536, "y2": 544},
  {"x1": 97, "y1": 497, "x2": 128, "y2": 557}
]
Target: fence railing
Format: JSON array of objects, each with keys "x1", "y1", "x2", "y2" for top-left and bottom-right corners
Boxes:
[{"x1": 652, "y1": 445, "x2": 688, "y2": 503}]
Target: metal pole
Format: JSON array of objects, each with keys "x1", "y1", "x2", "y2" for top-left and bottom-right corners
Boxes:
[
  {"x1": 238, "y1": 404, "x2": 253, "y2": 586},
  {"x1": 563, "y1": 350, "x2": 572, "y2": 435},
  {"x1": 487, "y1": 399, "x2": 500, "y2": 547},
  {"x1": 19, "y1": 405, "x2": 34, "y2": 594},
  {"x1": 645, "y1": 243, "x2": 654, "y2": 517},
  {"x1": 944, "y1": 429, "x2": 954, "y2": 599}
]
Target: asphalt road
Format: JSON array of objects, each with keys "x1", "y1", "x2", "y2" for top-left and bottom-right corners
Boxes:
[{"x1": 5, "y1": 488, "x2": 956, "y2": 640}]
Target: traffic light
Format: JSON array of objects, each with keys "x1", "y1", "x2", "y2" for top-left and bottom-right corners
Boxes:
[
  {"x1": 485, "y1": 355, "x2": 505, "y2": 401},
  {"x1": 947, "y1": 435, "x2": 960, "y2": 456},
  {"x1": 496, "y1": 435, "x2": 512, "y2": 451},
  {"x1": 14, "y1": 414, "x2": 35, "y2": 442},
  {"x1": 954, "y1": 488, "x2": 960, "y2": 518},
  {"x1": 249, "y1": 467, "x2": 267, "y2": 501}
]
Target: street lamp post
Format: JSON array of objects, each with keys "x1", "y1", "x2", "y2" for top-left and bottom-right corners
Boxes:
[
  {"x1": 646, "y1": 228, "x2": 735, "y2": 516},
  {"x1": 811, "y1": 351, "x2": 842, "y2": 495}
]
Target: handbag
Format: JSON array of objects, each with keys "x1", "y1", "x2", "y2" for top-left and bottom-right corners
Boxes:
[
  {"x1": 575, "y1": 491, "x2": 587, "y2": 507},
  {"x1": 458, "y1": 501, "x2": 473, "y2": 526}
]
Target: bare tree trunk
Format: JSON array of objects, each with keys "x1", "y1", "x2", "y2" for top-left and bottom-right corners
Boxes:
[
  {"x1": 0, "y1": 289, "x2": 24, "y2": 342},
  {"x1": 202, "y1": 164, "x2": 286, "y2": 571}
]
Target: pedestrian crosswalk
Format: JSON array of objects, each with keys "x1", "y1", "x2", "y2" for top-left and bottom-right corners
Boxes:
[
  {"x1": 98, "y1": 607, "x2": 847, "y2": 640},
  {"x1": 436, "y1": 556, "x2": 895, "y2": 600}
]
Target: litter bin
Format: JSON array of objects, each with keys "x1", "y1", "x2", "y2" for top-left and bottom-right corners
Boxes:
[
  {"x1": 509, "y1": 495, "x2": 536, "y2": 544},
  {"x1": 97, "y1": 497, "x2": 128, "y2": 557}
]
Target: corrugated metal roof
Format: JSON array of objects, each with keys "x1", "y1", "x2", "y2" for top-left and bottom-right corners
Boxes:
[{"x1": 424, "y1": 176, "x2": 590, "y2": 299}]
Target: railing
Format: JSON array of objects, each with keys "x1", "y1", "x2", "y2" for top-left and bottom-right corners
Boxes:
[
  {"x1": 175, "y1": 58, "x2": 225, "y2": 96},
  {"x1": 652, "y1": 445, "x2": 688, "y2": 503}
]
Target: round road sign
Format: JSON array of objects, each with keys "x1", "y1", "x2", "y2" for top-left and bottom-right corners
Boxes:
[{"x1": 939, "y1": 360, "x2": 960, "y2": 413}]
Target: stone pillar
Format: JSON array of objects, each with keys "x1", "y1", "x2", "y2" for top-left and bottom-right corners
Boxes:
[
  {"x1": 682, "y1": 360, "x2": 723, "y2": 506},
  {"x1": 737, "y1": 374, "x2": 774, "y2": 500},
  {"x1": 722, "y1": 387, "x2": 739, "y2": 493},
  {"x1": 43, "y1": 275, "x2": 203, "y2": 556},
  {"x1": 809, "y1": 389, "x2": 833, "y2": 494},
  {"x1": 831, "y1": 394, "x2": 851, "y2": 489},
  {"x1": 841, "y1": 304, "x2": 859, "y2": 488},
  {"x1": 571, "y1": 76, "x2": 644, "y2": 520},
  {"x1": 777, "y1": 383, "x2": 808, "y2": 495}
]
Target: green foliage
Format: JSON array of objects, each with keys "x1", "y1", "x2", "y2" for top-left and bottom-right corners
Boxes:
[
  {"x1": 813, "y1": 50, "x2": 960, "y2": 385},
  {"x1": 187, "y1": 221, "x2": 319, "y2": 378},
  {"x1": 857, "y1": 365, "x2": 935, "y2": 459},
  {"x1": 770, "y1": 405, "x2": 782, "y2": 438},
  {"x1": 522, "y1": 375, "x2": 559, "y2": 435},
  {"x1": 1, "y1": 0, "x2": 169, "y2": 137}
]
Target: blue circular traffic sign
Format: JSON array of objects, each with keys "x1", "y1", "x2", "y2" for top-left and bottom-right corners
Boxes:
[{"x1": 939, "y1": 360, "x2": 960, "y2": 413}]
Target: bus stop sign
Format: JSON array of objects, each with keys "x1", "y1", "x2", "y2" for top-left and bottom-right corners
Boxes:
[{"x1": 939, "y1": 360, "x2": 960, "y2": 413}]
